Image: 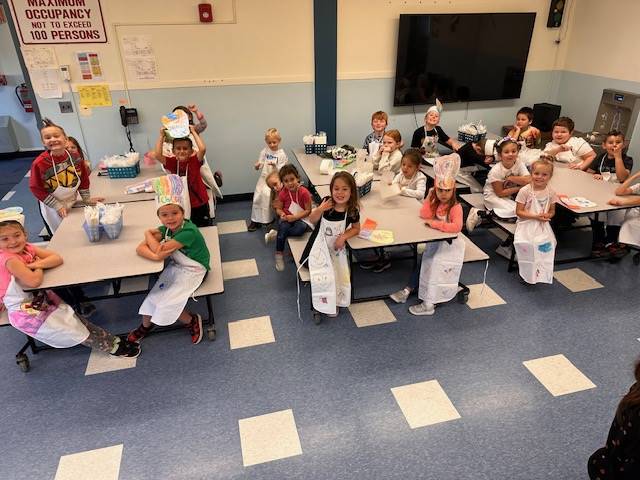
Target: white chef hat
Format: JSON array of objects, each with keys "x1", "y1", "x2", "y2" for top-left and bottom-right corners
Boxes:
[
  {"x1": 433, "y1": 153, "x2": 461, "y2": 190},
  {"x1": 153, "y1": 174, "x2": 185, "y2": 211},
  {"x1": 484, "y1": 138, "x2": 497, "y2": 156},
  {"x1": 426, "y1": 98, "x2": 443, "y2": 115}
]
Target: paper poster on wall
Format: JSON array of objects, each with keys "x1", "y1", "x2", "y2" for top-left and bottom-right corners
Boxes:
[
  {"x1": 77, "y1": 84, "x2": 112, "y2": 107},
  {"x1": 31, "y1": 68, "x2": 62, "y2": 99},
  {"x1": 121, "y1": 35, "x2": 154, "y2": 57},
  {"x1": 121, "y1": 35, "x2": 158, "y2": 81},
  {"x1": 76, "y1": 52, "x2": 103, "y2": 80},
  {"x1": 125, "y1": 58, "x2": 158, "y2": 81},
  {"x1": 21, "y1": 46, "x2": 57, "y2": 69}
]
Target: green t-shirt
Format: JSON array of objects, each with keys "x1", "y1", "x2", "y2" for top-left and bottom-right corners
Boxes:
[{"x1": 159, "y1": 219, "x2": 210, "y2": 270}]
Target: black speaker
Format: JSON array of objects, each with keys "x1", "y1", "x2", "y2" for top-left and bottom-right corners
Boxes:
[
  {"x1": 547, "y1": 0, "x2": 565, "y2": 28},
  {"x1": 533, "y1": 103, "x2": 561, "y2": 132}
]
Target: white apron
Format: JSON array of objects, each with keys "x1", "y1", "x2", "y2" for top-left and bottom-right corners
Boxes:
[
  {"x1": 251, "y1": 161, "x2": 276, "y2": 224},
  {"x1": 513, "y1": 189, "x2": 557, "y2": 284},
  {"x1": 422, "y1": 131, "x2": 439, "y2": 159},
  {"x1": 418, "y1": 213, "x2": 466, "y2": 305},
  {"x1": 138, "y1": 247, "x2": 206, "y2": 326},
  {"x1": 4, "y1": 279, "x2": 89, "y2": 348},
  {"x1": 308, "y1": 215, "x2": 350, "y2": 315},
  {"x1": 457, "y1": 166, "x2": 483, "y2": 193},
  {"x1": 619, "y1": 208, "x2": 640, "y2": 248},
  {"x1": 483, "y1": 194, "x2": 517, "y2": 219},
  {"x1": 39, "y1": 150, "x2": 80, "y2": 233},
  {"x1": 287, "y1": 190, "x2": 313, "y2": 229}
]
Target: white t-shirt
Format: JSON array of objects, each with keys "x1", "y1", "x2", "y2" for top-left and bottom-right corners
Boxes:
[
  {"x1": 515, "y1": 183, "x2": 558, "y2": 215},
  {"x1": 484, "y1": 160, "x2": 529, "y2": 198},
  {"x1": 392, "y1": 171, "x2": 427, "y2": 199},
  {"x1": 258, "y1": 147, "x2": 288, "y2": 171},
  {"x1": 544, "y1": 137, "x2": 593, "y2": 163}
]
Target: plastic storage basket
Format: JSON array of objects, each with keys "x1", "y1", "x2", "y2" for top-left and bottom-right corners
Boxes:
[
  {"x1": 457, "y1": 125, "x2": 486, "y2": 143},
  {"x1": 357, "y1": 179, "x2": 373, "y2": 198},
  {"x1": 107, "y1": 161, "x2": 140, "y2": 179},
  {"x1": 102, "y1": 216, "x2": 124, "y2": 240},
  {"x1": 304, "y1": 143, "x2": 314, "y2": 154},
  {"x1": 82, "y1": 222, "x2": 102, "y2": 242}
]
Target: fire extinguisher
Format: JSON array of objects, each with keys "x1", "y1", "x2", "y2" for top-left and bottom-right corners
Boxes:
[{"x1": 15, "y1": 83, "x2": 33, "y2": 113}]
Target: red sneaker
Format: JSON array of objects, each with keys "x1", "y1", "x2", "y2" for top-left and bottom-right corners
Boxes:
[
  {"x1": 188, "y1": 314, "x2": 203, "y2": 344},
  {"x1": 127, "y1": 324, "x2": 154, "y2": 343}
]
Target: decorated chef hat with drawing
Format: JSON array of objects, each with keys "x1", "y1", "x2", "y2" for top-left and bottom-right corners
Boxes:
[
  {"x1": 433, "y1": 153, "x2": 460, "y2": 190},
  {"x1": 153, "y1": 174, "x2": 186, "y2": 211}
]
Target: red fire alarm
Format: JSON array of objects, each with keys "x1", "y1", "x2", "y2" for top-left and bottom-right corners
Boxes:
[{"x1": 198, "y1": 3, "x2": 214, "y2": 23}]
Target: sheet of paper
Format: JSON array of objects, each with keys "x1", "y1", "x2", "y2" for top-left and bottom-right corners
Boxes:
[
  {"x1": 121, "y1": 35, "x2": 158, "y2": 81},
  {"x1": 21, "y1": 46, "x2": 57, "y2": 69},
  {"x1": 31, "y1": 68, "x2": 62, "y2": 99},
  {"x1": 121, "y1": 35, "x2": 154, "y2": 57},
  {"x1": 125, "y1": 57, "x2": 158, "y2": 81},
  {"x1": 78, "y1": 84, "x2": 112, "y2": 107},
  {"x1": 357, "y1": 218, "x2": 378, "y2": 240},
  {"x1": 77, "y1": 52, "x2": 103, "y2": 80},
  {"x1": 370, "y1": 230, "x2": 394, "y2": 244}
]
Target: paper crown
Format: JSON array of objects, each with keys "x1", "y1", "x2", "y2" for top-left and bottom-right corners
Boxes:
[
  {"x1": 153, "y1": 174, "x2": 185, "y2": 210},
  {"x1": 433, "y1": 153, "x2": 460, "y2": 189},
  {"x1": 426, "y1": 98, "x2": 443, "y2": 115}
]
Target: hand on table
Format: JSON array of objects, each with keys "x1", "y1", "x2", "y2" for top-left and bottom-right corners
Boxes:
[
  {"x1": 569, "y1": 162, "x2": 582, "y2": 170},
  {"x1": 608, "y1": 198, "x2": 623, "y2": 206},
  {"x1": 87, "y1": 196, "x2": 105, "y2": 205},
  {"x1": 593, "y1": 174, "x2": 603, "y2": 181},
  {"x1": 57, "y1": 207, "x2": 68, "y2": 218}
]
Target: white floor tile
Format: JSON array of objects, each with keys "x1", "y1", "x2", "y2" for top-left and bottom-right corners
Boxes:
[
  {"x1": 348, "y1": 300, "x2": 397, "y2": 328},
  {"x1": 85, "y1": 349, "x2": 137, "y2": 376},
  {"x1": 391, "y1": 380, "x2": 461, "y2": 429},
  {"x1": 239, "y1": 409, "x2": 302, "y2": 467},
  {"x1": 465, "y1": 283, "x2": 506, "y2": 309},
  {"x1": 554, "y1": 268, "x2": 603, "y2": 292},
  {"x1": 523, "y1": 354, "x2": 596, "y2": 397},
  {"x1": 2, "y1": 190, "x2": 15, "y2": 201},
  {"x1": 222, "y1": 259, "x2": 259, "y2": 280},
  {"x1": 55, "y1": 444, "x2": 123, "y2": 480},
  {"x1": 218, "y1": 220, "x2": 248, "y2": 235},
  {"x1": 25, "y1": 170, "x2": 31, "y2": 177},
  {"x1": 229, "y1": 316, "x2": 275, "y2": 350}
]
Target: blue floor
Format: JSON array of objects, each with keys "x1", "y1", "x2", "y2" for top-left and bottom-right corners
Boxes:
[{"x1": 0, "y1": 173, "x2": 639, "y2": 479}]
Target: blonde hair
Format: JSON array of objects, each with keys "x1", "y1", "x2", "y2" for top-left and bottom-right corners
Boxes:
[
  {"x1": 531, "y1": 157, "x2": 554, "y2": 175},
  {"x1": 265, "y1": 128, "x2": 281, "y2": 142}
]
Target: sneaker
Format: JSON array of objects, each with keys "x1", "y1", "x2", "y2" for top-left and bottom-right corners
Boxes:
[
  {"x1": 466, "y1": 208, "x2": 482, "y2": 232},
  {"x1": 409, "y1": 302, "x2": 435, "y2": 316},
  {"x1": 78, "y1": 302, "x2": 97, "y2": 317},
  {"x1": 247, "y1": 221, "x2": 260, "y2": 232},
  {"x1": 111, "y1": 336, "x2": 141, "y2": 358},
  {"x1": 390, "y1": 288, "x2": 411, "y2": 304},
  {"x1": 608, "y1": 243, "x2": 629, "y2": 259},
  {"x1": 591, "y1": 242, "x2": 607, "y2": 258},
  {"x1": 359, "y1": 259, "x2": 379, "y2": 270},
  {"x1": 275, "y1": 253, "x2": 285, "y2": 271},
  {"x1": 188, "y1": 314, "x2": 203, "y2": 344},
  {"x1": 127, "y1": 323, "x2": 154, "y2": 343},
  {"x1": 264, "y1": 229, "x2": 277, "y2": 245},
  {"x1": 372, "y1": 259, "x2": 391, "y2": 273}
]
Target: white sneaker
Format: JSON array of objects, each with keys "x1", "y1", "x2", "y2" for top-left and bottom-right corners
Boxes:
[
  {"x1": 264, "y1": 229, "x2": 277, "y2": 245},
  {"x1": 409, "y1": 302, "x2": 435, "y2": 316},
  {"x1": 390, "y1": 288, "x2": 411, "y2": 304},
  {"x1": 275, "y1": 253, "x2": 285, "y2": 271},
  {"x1": 466, "y1": 208, "x2": 482, "y2": 232}
]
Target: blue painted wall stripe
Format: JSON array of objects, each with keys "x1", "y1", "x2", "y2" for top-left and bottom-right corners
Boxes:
[{"x1": 313, "y1": 0, "x2": 337, "y2": 144}]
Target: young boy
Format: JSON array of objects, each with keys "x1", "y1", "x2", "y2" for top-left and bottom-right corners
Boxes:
[
  {"x1": 363, "y1": 111, "x2": 388, "y2": 155},
  {"x1": 154, "y1": 124, "x2": 211, "y2": 227},
  {"x1": 543, "y1": 117, "x2": 596, "y2": 166},
  {"x1": 581, "y1": 130, "x2": 633, "y2": 257},
  {"x1": 508, "y1": 107, "x2": 541, "y2": 149}
]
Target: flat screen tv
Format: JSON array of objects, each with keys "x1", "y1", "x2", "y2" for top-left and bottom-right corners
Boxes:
[{"x1": 394, "y1": 13, "x2": 536, "y2": 106}]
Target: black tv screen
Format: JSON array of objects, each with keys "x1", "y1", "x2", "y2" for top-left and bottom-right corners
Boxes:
[{"x1": 394, "y1": 13, "x2": 536, "y2": 106}]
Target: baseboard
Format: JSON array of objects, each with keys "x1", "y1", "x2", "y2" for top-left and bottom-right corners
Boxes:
[
  {"x1": 0, "y1": 149, "x2": 44, "y2": 161},
  {"x1": 217, "y1": 193, "x2": 253, "y2": 203}
]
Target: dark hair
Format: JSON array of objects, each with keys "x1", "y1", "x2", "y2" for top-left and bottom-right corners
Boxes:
[
  {"x1": 330, "y1": 171, "x2": 359, "y2": 216},
  {"x1": 402, "y1": 149, "x2": 422, "y2": 168},
  {"x1": 517, "y1": 107, "x2": 534, "y2": 121},
  {"x1": 172, "y1": 137, "x2": 193, "y2": 149},
  {"x1": 605, "y1": 129, "x2": 625, "y2": 141},
  {"x1": 40, "y1": 118, "x2": 66, "y2": 136},
  {"x1": 67, "y1": 136, "x2": 85, "y2": 160},
  {"x1": 279, "y1": 164, "x2": 300, "y2": 181},
  {"x1": 495, "y1": 137, "x2": 520, "y2": 153},
  {"x1": 615, "y1": 358, "x2": 640, "y2": 424},
  {"x1": 552, "y1": 116, "x2": 575, "y2": 132},
  {"x1": 0, "y1": 220, "x2": 26, "y2": 234},
  {"x1": 173, "y1": 106, "x2": 194, "y2": 124}
]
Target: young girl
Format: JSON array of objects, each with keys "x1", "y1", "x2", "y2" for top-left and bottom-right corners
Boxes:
[
  {"x1": 407, "y1": 155, "x2": 465, "y2": 315},
  {"x1": 301, "y1": 172, "x2": 361, "y2": 319},
  {"x1": 410, "y1": 100, "x2": 461, "y2": 160},
  {"x1": 393, "y1": 149, "x2": 427, "y2": 200},
  {"x1": 264, "y1": 170, "x2": 284, "y2": 245},
  {"x1": 128, "y1": 175, "x2": 210, "y2": 345},
  {"x1": 588, "y1": 357, "x2": 640, "y2": 479},
  {"x1": 274, "y1": 164, "x2": 312, "y2": 271},
  {"x1": 29, "y1": 120, "x2": 103, "y2": 235},
  {"x1": 609, "y1": 170, "x2": 640, "y2": 250},
  {"x1": 514, "y1": 158, "x2": 557, "y2": 284},
  {"x1": 66, "y1": 136, "x2": 91, "y2": 174},
  {"x1": 154, "y1": 124, "x2": 211, "y2": 227},
  {"x1": 0, "y1": 220, "x2": 140, "y2": 358},
  {"x1": 249, "y1": 128, "x2": 289, "y2": 231},
  {"x1": 372, "y1": 129, "x2": 403, "y2": 174}
]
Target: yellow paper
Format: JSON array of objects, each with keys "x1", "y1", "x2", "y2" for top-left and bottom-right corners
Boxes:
[
  {"x1": 369, "y1": 230, "x2": 394, "y2": 244},
  {"x1": 77, "y1": 84, "x2": 112, "y2": 107}
]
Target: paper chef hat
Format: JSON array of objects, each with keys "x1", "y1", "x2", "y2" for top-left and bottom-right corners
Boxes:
[
  {"x1": 484, "y1": 138, "x2": 497, "y2": 156},
  {"x1": 433, "y1": 153, "x2": 461, "y2": 190},
  {"x1": 153, "y1": 174, "x2": 185, "y2": 210},
  {"x1": 426, "y1": 98, "x2": 443, "y2": 115}
]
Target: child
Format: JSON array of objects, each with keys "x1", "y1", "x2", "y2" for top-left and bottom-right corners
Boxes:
[
  {"x1": 274, "y1": 164, "x2": 312, "y2": 271},
  {"x1": 29, "y1": 119, "x2": 103, "y2": 235},
  {"x1": 508, "y1": 107, "x2": 541, "y2": 149},
  {"x1": 128, "y1": 175, "x2": 210, "y2": 345},
  {"x1": 154, "y1": 124, "x2": 211, "y2": 227},
  {"x1": 514, "y1": 158, "x2": 558, "y2": 284},
  {"x1": 363, "y1": 110, "x2": 388, "y2": 155},
  {"x1": 0, "y1": 220, "x2": 139, "y2": 357},
  {"x1": 301, "y1": 172, "x2": 361, "y2": 318},
  {"x1": 372, "y1": 130, "x2": 403, "y2": 174},
  {"x1": 410, "y1": 101, "x2": 460, "y2": 160},
  {"x1": 467, "y1": 138, "x2": 531, "y2": 231},
  {"x1": 66, "y1": 136, "x2": 91, "y2": 174},
  {"x1": 407, "y1": 155, "x2": 465, "y2": 315},
  {"x1": 393, "y1": 149, "x2": 427, "y2": 200},
  {"x1": 249, "y1": 128, "x2": 289, "y2": 231},
  {"x1": 581, "y1": 130, "x2": 632, "y2": 257},
  {"x1": 543, "y1": 117, "x2": 595, "y2": 166},
  {"x1": 264, "y1": 170, "x2": 284, "y2": 245},
  {"x1": 609, "y1": 170, "x2": 640, "y2": 250}
]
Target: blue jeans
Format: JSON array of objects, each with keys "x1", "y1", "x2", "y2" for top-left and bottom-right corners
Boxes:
[{"x1": 277, "y1": 219, "x2": 308, "y2": 252}]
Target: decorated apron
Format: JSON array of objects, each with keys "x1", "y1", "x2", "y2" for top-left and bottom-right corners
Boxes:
[
  {"x1": 138, "y1": 236, "x2": 206, "y2": 326},
  {"x1": 513, "y1": 189, "x2": 557, "y2": 284},
  {"x1": 287, "y1": 190, "x2": 313, "y2": 229},
  {"x1": 418, "y1": 213, "x2": 465, "y2": 305},
  {"x1": 422, "y1": 130, "x2": 439, "y2": 159},
  {"x1": 39, "y1": 150, "x2": 80, "y2": 233},
  {"x1": 619, "y1": 208, "x2": 640, "y2": 248},
  {"x1": 483, "y1": 170, "x2": 519, "y2": 219},
  {"x1": 251, "y1": 160, "x2": 277, "y2": 224},
  {"x1": 307, "y1": 215, "x2": 350, "y2": 315}
]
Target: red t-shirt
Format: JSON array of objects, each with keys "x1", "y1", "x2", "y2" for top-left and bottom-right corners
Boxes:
[
  {"x1": 163, "y1": 154, "x2": 209, "y2": 208},
  {"x1": 277, "y1": 186, "x2": 311, "y2": 215},
  {"x1": 29, "y1": 150, "x2": 90, "y2": 206}
]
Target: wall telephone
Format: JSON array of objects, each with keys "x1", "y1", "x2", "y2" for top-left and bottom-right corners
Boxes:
[{"x1": 119, "y1": 106, "x2": 139, "y2": 127}]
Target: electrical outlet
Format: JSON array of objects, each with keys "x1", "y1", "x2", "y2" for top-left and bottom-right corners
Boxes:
[{"x1": 59, "y1": 101, "x2": 73, "y2": 113}]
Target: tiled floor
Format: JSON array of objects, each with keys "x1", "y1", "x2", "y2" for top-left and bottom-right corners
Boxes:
[
  {"x1": 228, "y1": 315, "x2": 276, "y2": 350},
  {"x1": 348, "y1": 300, "x2": 397, "y2": 327},
  {"x1": 391, "y1": 379, "x2": 461, "y2": 429},
  {"x1": 238, "y1": 409, "x2": 303, "y2": 467},
  {"x1": 523, "y1": 354, "x2": 596, "y2": 397},
  {"x1": 54, "y1": 445, "x2": 123, "y2": 480},
  {"x1": 222, "y1": 258, "x2": 259, "y2": 280},
  {"x1": 554, "y1": 267, "x2": 604, "y2": 292},
  {"x1": 465, "y1": 283, "x2": 506, "y2": 309}
]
